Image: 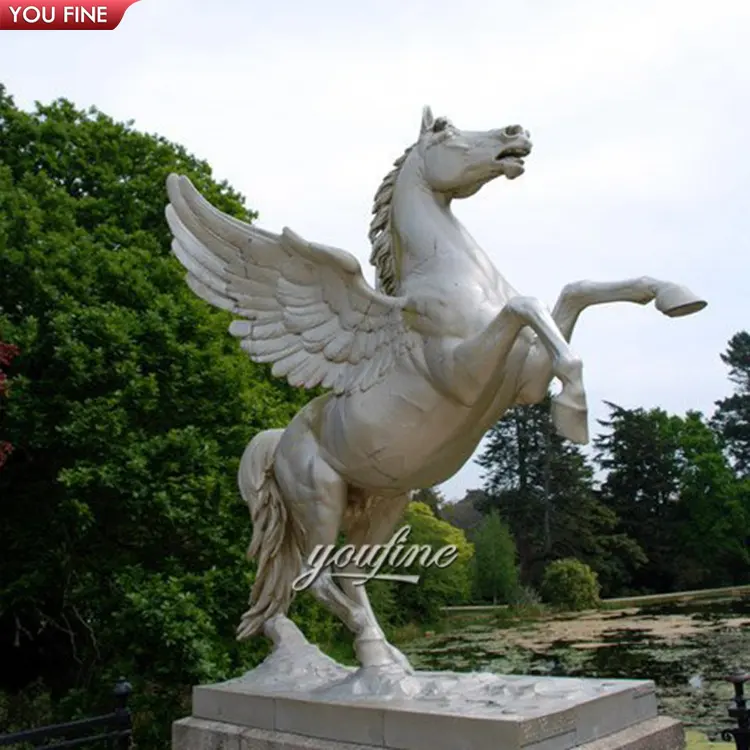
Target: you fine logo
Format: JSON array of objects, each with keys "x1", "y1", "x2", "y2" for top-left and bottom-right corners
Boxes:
[
  {"x1": 0, "y1": 0, "x2": 140, "y2": 29},
  {"x1": 291, "y1": 525, "x2": 460, "y2": 592}
]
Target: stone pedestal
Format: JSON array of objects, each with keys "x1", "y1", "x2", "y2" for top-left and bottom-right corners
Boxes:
[
  {"x1": 174, "y1": 714, "x2": 683, "y2": 750},
  {"x1": 172, "y1": 647, "x2": 684, "y2": 750}
]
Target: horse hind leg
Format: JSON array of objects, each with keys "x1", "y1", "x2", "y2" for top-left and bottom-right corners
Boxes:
[
  {"x1": 235, "y1": 427, "x2": 362, "y2": 650},
  {"x1": 338, "y1": 491, "x2": 414, "y2": 671},
  {"x1": 273, "y1": 434, "x2": 396, "y2": 667}
]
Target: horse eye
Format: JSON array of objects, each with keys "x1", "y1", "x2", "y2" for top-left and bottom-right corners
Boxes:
[{"x1": 433, "y1": 118, "x2": 448, "y2": 133}]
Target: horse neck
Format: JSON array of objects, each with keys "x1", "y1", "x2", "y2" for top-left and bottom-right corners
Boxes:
[{"x1": 390, "y1": 154, "x2": 510, "y2": 300}]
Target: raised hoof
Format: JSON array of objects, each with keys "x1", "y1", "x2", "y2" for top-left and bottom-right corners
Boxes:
[
  {"x1": 551, "y1": 395, "x2": 589, "y2": 445},
  {"x1": 655, "y1": 283, "x2": 707, "y2": 318}
]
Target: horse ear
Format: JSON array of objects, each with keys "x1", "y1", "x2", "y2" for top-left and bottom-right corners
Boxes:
[{"x1": 420, "y1": 105, "x2": 435, "y2": 136}]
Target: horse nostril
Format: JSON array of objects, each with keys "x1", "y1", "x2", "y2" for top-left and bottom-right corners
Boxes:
[{"x1": 504, "y1": 124, "x2": 523, "y2": 136}]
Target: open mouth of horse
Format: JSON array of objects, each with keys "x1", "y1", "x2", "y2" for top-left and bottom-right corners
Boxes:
[{"x1": 495, "y1": 146, "x2": 531, "y2": 162}]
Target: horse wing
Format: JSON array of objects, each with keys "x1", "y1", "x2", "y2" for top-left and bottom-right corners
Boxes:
[{"x1": 165, "y1": 174, "x2": 420, "y2": 394}]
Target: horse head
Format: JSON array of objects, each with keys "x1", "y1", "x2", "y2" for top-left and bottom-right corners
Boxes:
[
  {"x1": 369, "y1": 106, "x2": 534, "y2": 295},
  {"x1": 416, "y1": 105, "x2": 533, "y2": 199}
]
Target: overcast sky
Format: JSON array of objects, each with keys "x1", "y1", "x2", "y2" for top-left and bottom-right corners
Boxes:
[{"x1": 1, "y1": 0, "x2": 748, "y2": 500}]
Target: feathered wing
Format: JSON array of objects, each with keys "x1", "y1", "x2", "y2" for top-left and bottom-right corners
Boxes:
[{"x1": 165, "y1": 174, "x2": 420, "y2": 394}]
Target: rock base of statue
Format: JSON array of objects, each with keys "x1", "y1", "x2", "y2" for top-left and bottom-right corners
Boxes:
[{"x1": 171, "y1": 637, "x2": 684, "y2": 750}]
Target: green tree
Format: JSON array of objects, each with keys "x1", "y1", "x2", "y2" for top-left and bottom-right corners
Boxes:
[
  {"x1": 472, "y1": 511, "x2": 519, "y2": 604},
  {"x1": 0, "y1": 339, "x2": 19, "y2": 469},
  {"x1": 387, "y1": 502, "x2": 474, "y2": 624},
  {"x1": 477, "y1": 397, "x2": 643, "y2": 592},
  {"x1": 595, "y1": 403, "x2": 748, "y2": 594},
  {"x1": 670, "y1": 413, "x2": 750, "y2": 589},
  {"x1": 713, "y1": 332, "x2": 750, "y2": 476},
  {"x1": 439, "y1": 489, "x2": 485, "y2": 535},
  {"x1": 540, "y1": 558, "x2": 601, "y2": 611},
  {"x1": 595, "y1": 403, "x2": 686, "y2": 593},
  {"x1": 0, "y1": 87, "x2": 312, "y2": 747},
  {"x1": 410, "y1": 487, "x2": 445, "y2": 517}
]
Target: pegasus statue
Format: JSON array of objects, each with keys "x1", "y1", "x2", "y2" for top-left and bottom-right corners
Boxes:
[{"x1": 165, "y1": 106, "x2": 706, "y2": 672}]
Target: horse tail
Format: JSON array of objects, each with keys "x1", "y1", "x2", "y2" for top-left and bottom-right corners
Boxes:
[{"x1": 236, "y1": 429, "x2": 306, "y2": 640}]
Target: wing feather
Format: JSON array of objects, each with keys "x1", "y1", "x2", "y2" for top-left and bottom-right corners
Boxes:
[
  {"x1": 251, "y1": 321, "x2": 287, "y2": 340},
  {"x1": 167, "y1": 206, "x2": 229, "y2": 276},
  {"x1": 167, "y1": 194, "x2": 242, "y2": 267},
  {"x1": 165, "y1": 173, "x2": 422, "y2": 394},
  {"x1": 284, "y1": 307, "x2": 332, "y2": 333},
  {"x1": 185, "y1": 274, "x2": 235, "y2": 312},
  {"x1": 323, "y1": 331, "x2": 355, "y2": 361},
  {"x1": 229, "y1": 321, "x2": 253, "y2": 337},
  {"x1": 363, "y1": 332, "x2": 378, "y2": 359},
  {"x1": 271, "y1": 349, "x2": 310, "y2": 379}
]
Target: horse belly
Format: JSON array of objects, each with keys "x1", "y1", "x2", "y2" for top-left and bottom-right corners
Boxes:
[{"x1": 318, "y1": 377, "x2": 473, "y2": 490}]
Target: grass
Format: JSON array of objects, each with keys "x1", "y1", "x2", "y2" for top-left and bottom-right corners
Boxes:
[
  {"x1": 686, "y1": 730, "x2": 732, "y2": 748},
  {"x1": 390, "y1": 618, "x2": 451, "y2": 644}
]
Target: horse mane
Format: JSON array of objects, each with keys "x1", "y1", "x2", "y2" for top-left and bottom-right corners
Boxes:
[{"x1": 368, "y1": 144, "x2": 415, "y2": 295}]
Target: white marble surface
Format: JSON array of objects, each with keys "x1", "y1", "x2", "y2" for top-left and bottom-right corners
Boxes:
[
  {"x1": 165, "y1": 105, "x2": 707, "y2": 670},
  {"x1": 190, "y1": 645, "x2": 661, "y2": 750},
  {"x1": 219, "y1": 641, "x2": 653, "y2": 719}
]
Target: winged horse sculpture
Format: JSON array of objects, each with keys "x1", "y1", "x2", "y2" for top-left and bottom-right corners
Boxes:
[{"x1": 165, "y1": 106, "x2": 706, "y2": 672}]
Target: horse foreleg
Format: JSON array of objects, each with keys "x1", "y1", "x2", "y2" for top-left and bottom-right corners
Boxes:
[
  {"x1": 516, "y1": 277, "x2": 706, "y2": 405},
  {"x1": 450, "y1": 296, "x2": 588, "y2": 443},
  {"x1": 552, "y1": 277, "x2": 706, "y2": 340}
]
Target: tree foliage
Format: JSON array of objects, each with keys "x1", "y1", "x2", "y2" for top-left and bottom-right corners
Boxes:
[
  {"x1": 0, "y1": 86, "x2": 312, "y2": 747},
  {"x1": 386, "y1": 502, "x2": 474, "y2": 625},
  {"x1": 595, "y1": 403, "x2": 750, "y2": 593},
  {"x1": 410, "y1": 487, "x2": 445, "y2": 517},
  {"x1": 540, "y1": 558, "x2": 601, "y2": 611},
  {"x1": 475, "y1": 367, "x2": 750, "y2": 600},
  {"x1": 439, "y1": 489, "x2": 485, "y2": 535},
  {"x1": 713, "y1": 332, "x2": 750, "y2": 477},
  {"x1": 0, "y1": 339, "x2": 19, "y2": 469},
  {"x1": 671, "y1": 412, "x2": 750, "y2": 589},
  {"x1": 471, "y1": 511, "x2": 519, "y2": 605},
  {"x1": 594, "y1": 403, "x2": 684, "y2": 593},
  {"x1": 477, "y1": 396, "x2": 644, "y2": 592}
]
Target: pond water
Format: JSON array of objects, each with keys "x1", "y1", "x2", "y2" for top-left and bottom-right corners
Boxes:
[{"x1": 401, "y1": 597, "x2": 750, "y2": 741}]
